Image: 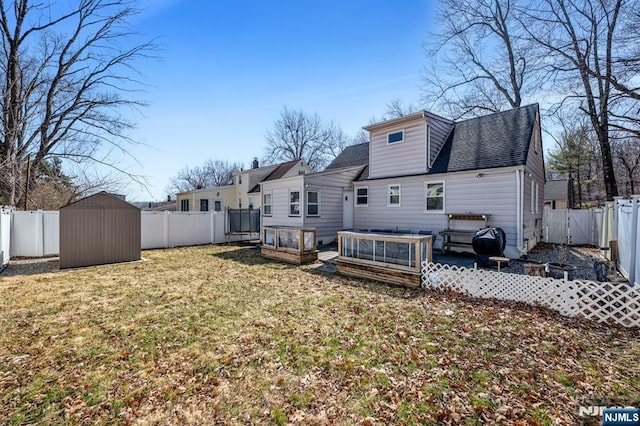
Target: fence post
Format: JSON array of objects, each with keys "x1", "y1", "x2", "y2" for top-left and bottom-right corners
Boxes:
[
  {"x1": 164, "y1": 211, "x2": 169, "y2": 248},
  {"x1": 629, "y1": 196, "x2": 639, "y2": 286}
]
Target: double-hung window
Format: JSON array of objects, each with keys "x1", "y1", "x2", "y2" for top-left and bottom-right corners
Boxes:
[
  {"x1": 425, "y1": 182, "x2": 444, "y2": 212},
  {"x1": 180, "y1": 199, "x2": 189, "y2": 211},
  {"x1": 388, "y1": 185, "x2": 401, "y2": 206},
  {"x1": 356, "y1": 187, "x2": 368, "y2": 207},
  {"x1": 306, "y1": 191, "x2": 319, "y2": 216},
  {"x1": 200, "y1": 199, "x2": 209, "y2": 211},
  {"x1": 214, "y1": 200, "x2": 222, "y2": 212},
  {"x1": 289, "y1": 190, "x2": 301, "y2": 216},
  {"x1": 263, "y1": 192, "x2": 272, "y2": 216}
]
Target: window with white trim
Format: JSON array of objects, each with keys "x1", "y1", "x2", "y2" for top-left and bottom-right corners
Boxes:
[
  {"x1": 263, "y1": 192, "x2": 272, "y2": 216},
  {"x1": 200, "y1": 199, "x2": 208, "y2": 211},
  {"x1": 306, "y1": 191, "x2": 319, "y2": 216},
  {"x1": 214, "y1": 200, "x2": 222, "y2": 212},
  {"x1": 388, "y1": 184, "x2": 401, "y2": 206},
  {"x1": 535, "y1": 182, "x2": 539, "y2": 213},
  {"x1": 356, "y1": 187, "x2": 368, "y2": 206},
  {"x1": 289, "y1": 190, "x2": 300, "y2": 216},
  {"x1": 387, "y1": 130, "x2": 404, "y2": 144},
  {"x1": 248, "y1": 196, "x2": 254, "y2": 209},
  {"x1": 180, "y1": 199, "x2": 189, "y2": 211},
  {"x1": 425, "y1": 182, "x2": 444, "y2": 212}
]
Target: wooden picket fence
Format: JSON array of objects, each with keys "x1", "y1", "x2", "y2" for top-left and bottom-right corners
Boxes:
[{"x1": 422, "y1": 262, "x2": 640, "y2": 328}]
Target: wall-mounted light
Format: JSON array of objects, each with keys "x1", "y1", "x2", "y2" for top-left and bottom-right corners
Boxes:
[
  {"x1": 476, "y1": 173, "x2": 484, "y2": 179},
  {"x1": 527, "y1": 172, "x2": 533, "y2": 178},
  {"x1": 216, "y1": 192, "x2": 220, "y2": 197}
]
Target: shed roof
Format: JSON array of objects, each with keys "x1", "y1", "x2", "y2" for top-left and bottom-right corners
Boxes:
[
  {"x1": 325, "y1": 142, "x2": 369, "y2": 170},
  {"x1": 544, "y1": 179, "x2": 569, "y2": 201},
  {"x1": 61, "y1": 191, "x2": 140, "y2": 210}
]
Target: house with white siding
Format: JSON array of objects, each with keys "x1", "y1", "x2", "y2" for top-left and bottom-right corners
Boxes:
[
  {"x1": 260, "y1": 156, "x2": 367, "y2": 246},
  {"x1": 352, "y1": 104, "x2": 544, "y2": 258}
]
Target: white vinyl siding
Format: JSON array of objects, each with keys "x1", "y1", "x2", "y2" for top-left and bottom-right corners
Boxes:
[
  {"x1": 289, "y1": 190, "x2": 301, "y2": 217},
  {"x1": 388, "y1": 184, "x2": 401, "y2": 206},
  {"x1": 356, "y1": 187, "x2": 368, "y2": 207},
  {"x1": 306, "y1": 191, "x2": 319, "y2": 216},
  {"x1": 425, "y1": 181, "x2": 444, "y2": 212},
  {"x1": 353, "y1": 172, "x2": 518, "y2": 251},
  {"x1": 369, "y1": 120, "x2": 427, "y2": 179}
]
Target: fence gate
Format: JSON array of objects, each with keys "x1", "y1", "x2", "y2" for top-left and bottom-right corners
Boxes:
[
  {"x1": 0, "y1": 207, "x2": 11, "y2": 265},
  {"x1": 227, "y1": 208, "x2": 260, "y2": 234},
  {"x1": 543, "y1": 208, "x2": 598, "y2": 245}
]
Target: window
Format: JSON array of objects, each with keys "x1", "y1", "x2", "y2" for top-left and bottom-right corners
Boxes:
[
  {"x1": 180, "y1": 199, "x2": 189, "y2": 211},
  {"x1": 531, "y1": 180, "x2": 535, "y2": 213},
  {"x1": 289, "y1": 190, "x2": 300, "y2": 216},
  {"x1": 248, "y1": 196, "x2": 254, "y2": 209},
  {"x1": 425, "y1": 182, "x2": 444, "y2": 212},
  {"x1": 387, "y1": 130, "x2": 404, "y2": 144},
  {"x1": 356, "y1": 187, "x2": 368, "y2": 206},
  {"x1": 214, "y1": 200, "x2": 222, "y2": 212},
  {"x1": 307, "y1": 191, "x2": 319, "y2": 216},
  {"x1": 239, "y1": 198, "x2": 242, "y2": 209},
  {"x1": 200, "y1": 199, "x2": 209, "y2": 211},
  {"x1": 263, "y1": 192, "x2": 272, "y2": 216},
  {"x1": 238, "y1": 175, "x2": 242, "y2": 184},
  {"x1": 535, "y1": 182, "x2": 539, "y2": 213},
  {"x1": 388, "y1": 185, "x2": 401, "y2": 206}
]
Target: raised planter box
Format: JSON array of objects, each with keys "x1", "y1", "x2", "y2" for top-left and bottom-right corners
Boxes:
[
  {"x1": 337, "y1": 231, "x2": 433, "y2": 287},
  {"x1": 261, "y1": 226, "x2": 318, "y2": 265}
]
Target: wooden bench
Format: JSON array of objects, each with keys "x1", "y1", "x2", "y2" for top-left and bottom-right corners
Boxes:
[{"x1": 439, "y1": 214, "x2": 489, "y2": 254}]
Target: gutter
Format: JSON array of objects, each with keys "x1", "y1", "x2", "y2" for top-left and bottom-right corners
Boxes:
[{"x1": 515, "y1": 169, "x2": 527, "y2": 257}]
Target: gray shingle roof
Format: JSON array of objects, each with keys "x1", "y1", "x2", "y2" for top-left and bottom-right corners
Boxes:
[
  {"x1": 325, "y1": 142, "x2": 369, "y2": 170},
  {"x1": 429, "y1": 104, "x2": 538, "y2": 174}
]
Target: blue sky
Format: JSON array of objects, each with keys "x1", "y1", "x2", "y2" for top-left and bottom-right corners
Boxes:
[{"x1": 118, "y1": 0, "x2": 435, "y2": 200}]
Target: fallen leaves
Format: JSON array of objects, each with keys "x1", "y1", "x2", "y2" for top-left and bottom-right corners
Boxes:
[{"x1": 0, "y1": 244, "x2": 638, "y2": 424}]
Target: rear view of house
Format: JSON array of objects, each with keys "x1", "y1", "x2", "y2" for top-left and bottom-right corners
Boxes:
[{"x1": 353, "y1": 104, "x2": 544, "y2": 258}]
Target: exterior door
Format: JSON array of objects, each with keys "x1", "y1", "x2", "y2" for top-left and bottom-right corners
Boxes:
[{"x1": 342, "y1": 190, "x2": 354, "y2": 230}]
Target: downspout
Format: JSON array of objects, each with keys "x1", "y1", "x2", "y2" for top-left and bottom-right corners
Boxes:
[{"x1": 515, "y1": 169, "x2": 527, "y2": 256}]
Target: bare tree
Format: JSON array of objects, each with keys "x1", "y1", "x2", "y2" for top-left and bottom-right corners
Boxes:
[
  {"x1": 263, "y1": 106, "x2": 350, "y2": 170},
  {"x1": 614, "y1": 136, "x2": 640, "y2": 196},
  {"x1": 422, "y1": 0, "x2": 532, "y2": 119},
  {"x1": 519, "y1": 0, "x2": 640, "y2": 200},
  {"x1": 385, "y1": 98, "x2": 419, "y2": 119},
  {"x1": 0, "y1": 0, "x2": 154, "y2": 207},
  {"x1": 166, "y1": 159, "x2": 241, "y2": 195}
]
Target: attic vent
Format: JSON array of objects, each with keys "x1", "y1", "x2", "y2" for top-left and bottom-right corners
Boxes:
[{"x1": 298, "y1": 170, "x2": 306, "y2": 175}]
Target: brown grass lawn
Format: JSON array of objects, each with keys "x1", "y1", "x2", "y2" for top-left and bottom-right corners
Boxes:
[{"x1": 1, "y1": 245, "x2": 638, "y2": 425}]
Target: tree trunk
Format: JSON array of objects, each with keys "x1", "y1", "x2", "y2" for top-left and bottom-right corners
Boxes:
[{"x1": 597, "y1": 129, "x2": 618, "y2": 200}]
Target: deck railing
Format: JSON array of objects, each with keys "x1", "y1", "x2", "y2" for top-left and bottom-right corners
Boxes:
[{"x1": 337, "y1": 231, "x2": 433, "y2": 275}]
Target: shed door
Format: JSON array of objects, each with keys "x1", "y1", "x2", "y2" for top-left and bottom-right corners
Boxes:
[{"x1": 343, "y1": 190, "x2": 353, "y2": 230}]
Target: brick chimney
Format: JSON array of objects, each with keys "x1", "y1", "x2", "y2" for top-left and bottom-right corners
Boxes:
[{"x1": 252, "y1": 157, "x2": 259, "y2": 169}]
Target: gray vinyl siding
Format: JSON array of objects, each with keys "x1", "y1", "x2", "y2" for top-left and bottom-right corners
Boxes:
[
  {"x1": 304, "y1": 167, "x2": 362, "y2": 242},
  {"x1": 426, "y1": 116, "x2": 454, "y2": 168},
  {"x1": 261, "y1": 178, "x2": 304, "y2": 229},
  {"x1": 354, "y1": 170, "x2": 519, "y2": 249},
  {"x1": 522, "y1": 114, "x2": 545, "y2": 249},
  {"x1": 369, "y1": 119, "x2": 427, "y2": 179}
]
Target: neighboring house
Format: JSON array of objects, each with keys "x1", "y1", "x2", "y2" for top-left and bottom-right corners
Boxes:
[
  {"x1": 544, "y1": 179, "x2": 570, "y2": 209},
  {"x1": 352, "y1": 104, "x2": 544, "y2": 258},
  {"x1": 260, "y1": 164, "x2": 366, "y2": 246},
  {"x1": 176, "y1": 159, "x2": 312, "y2": 212}
]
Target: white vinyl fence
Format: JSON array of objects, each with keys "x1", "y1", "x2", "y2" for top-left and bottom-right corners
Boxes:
[
  {"x1": 614, "y1": 197, "x2": 640, "y2": 287},
  {"x1": 5, "y1": 210, "x2": 237, "y2": 258},
  {"x1": 11, "y1": 211, "x2": 59, "y2": 257},
  {"x1": 1, "y1": 207, "x2": 11, "y2": 265},
  {"x1": 141, "y1": 211, "x2": 226, "y2": 249},
  {"x1": 543, "y1": 208, "x2": 600, "y2": 245},
  {"x1": 423, "y1": 262, "x2": 640, "y2": 328}
]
